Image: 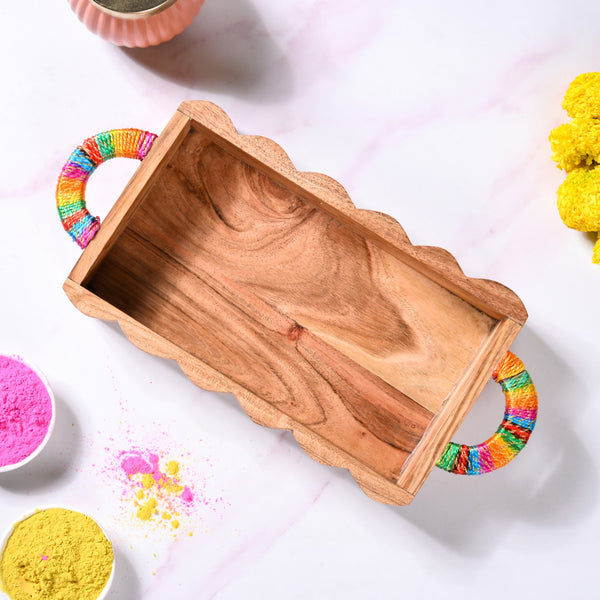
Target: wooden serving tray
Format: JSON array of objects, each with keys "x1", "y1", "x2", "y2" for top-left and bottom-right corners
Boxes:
[{"x1": 63, "y1": 101, "x2": 527, "y2": 505}]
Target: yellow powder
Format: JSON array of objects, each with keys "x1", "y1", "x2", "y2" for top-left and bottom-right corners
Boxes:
[
  {"x1": 166, "y1": 461, "x2": 180, "y2": 477},
  {"x1": 171, "y1": 520, "x2": 180, "y2": 530},
  {"x1": 136, "y1": 490, "x2": 145, "y2": 500},
  {"x1": 141, "y1": 473, "x2": 155, "y2": 489},
  {"x1": 164, "y1": 483, "x2": 184, "y2": 495},
  {"x1": 136, "y1": 498, "x2": 158, "y2": 522},
  {"x1": 0, "y1": 509, "x2": 113, "y2": 600},
  {"x1": 162, "y1": 512, "x2": 172, "y2": 520}
]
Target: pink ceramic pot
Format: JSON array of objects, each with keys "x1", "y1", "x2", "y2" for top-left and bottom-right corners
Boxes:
[{"x1": 69, "y1": 0, "x2": 205, "y2": 48}]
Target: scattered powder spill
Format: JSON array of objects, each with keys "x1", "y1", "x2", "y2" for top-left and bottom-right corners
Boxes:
[
  {"x1": 88, "y1": 438, "x2": 230, "y2": 539},
  {"x1": 117, "y1": 449, "x2": 198, "y2": 531},
  {"x1": 89, "y1": 362, "x2": 231, "y2": 542}
]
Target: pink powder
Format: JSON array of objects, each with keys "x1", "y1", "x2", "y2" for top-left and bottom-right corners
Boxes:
[
  {"x1": 0, "y1": 355, "x2": 53, "y2": 467},
  {"x1": 148, "y1": 452, "x2": 162, "y2": 482},
  {"x1": 121, "y1": 455, "x2": 152, "y2": 476},
  {"x1": 181, "y1": 486, "x2": 194, "y2": 503}
]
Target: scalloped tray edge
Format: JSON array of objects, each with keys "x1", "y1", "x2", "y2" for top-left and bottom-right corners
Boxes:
[{"x1": 178, "y1": 100, "x2": 527, "y2": 325}]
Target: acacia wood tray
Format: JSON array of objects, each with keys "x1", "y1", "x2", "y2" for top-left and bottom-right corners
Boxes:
[{"x1": 63, "y1": 101, "x2": 527, "y2": 505}]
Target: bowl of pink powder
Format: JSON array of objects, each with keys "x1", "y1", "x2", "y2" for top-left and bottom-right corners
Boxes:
[{"x1": 0, "y1": 354, "x2": 55, "y2": 473}]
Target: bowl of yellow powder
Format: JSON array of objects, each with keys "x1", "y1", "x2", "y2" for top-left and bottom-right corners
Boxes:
[{"x1": 0, "y1": 508, "x2": 114, "y2": 600}]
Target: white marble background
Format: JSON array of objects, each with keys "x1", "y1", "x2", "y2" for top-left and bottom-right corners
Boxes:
[{"x1": 1, "y1": 1, "x2": 600, "y2": 598}]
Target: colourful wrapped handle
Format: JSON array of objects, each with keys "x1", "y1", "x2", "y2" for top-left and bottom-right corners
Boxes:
[
  {"x1": 437, "y1": 351, "x2": 538, "y2": 475},
  {"x1": 56, "y1": 129, "x2": 157, "y2": 248}
]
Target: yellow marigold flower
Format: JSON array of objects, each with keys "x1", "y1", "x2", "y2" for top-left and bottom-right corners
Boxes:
[
  {"x1": 557, "y1": 167, "x2": 600, "y2": 231},
  {"x1": 593, "y1": 234, "x2": 600, "y2": 264},
  {"x1": 563, "y1": 72, "x2": 600, "y2": 118},
  {"x1": 550, "y1": 118, "x2": 600, "y2": 172},
  {"x1": 550, "y1": 73, "x2": 600, "y2": 263}
]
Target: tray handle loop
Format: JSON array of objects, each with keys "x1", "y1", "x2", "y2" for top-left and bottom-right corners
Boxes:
[
  {"x1": 437, "y1": 351, "x2": 538, "y2": 474},
  {"x1": 56, "y1": 129, "x2": 157, "y2": 248}
]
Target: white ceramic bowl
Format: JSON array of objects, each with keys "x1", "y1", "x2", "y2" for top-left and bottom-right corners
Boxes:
[
  {"x1": 0, "y1": 507, "x2": 115, "y2": 600},
  {"x1": 0, "y1": 354, "x2": 56, "y2": 473}
]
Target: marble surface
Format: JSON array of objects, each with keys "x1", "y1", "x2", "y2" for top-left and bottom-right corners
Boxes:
[{"x1": 1, "y1": 1, "x2": 600, "y2": 598}]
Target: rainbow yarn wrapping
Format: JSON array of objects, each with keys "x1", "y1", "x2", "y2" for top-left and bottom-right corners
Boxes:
[
  {"x1": 437, "y1": 351, "x2": 538, "y2": 475},
  {"x1": 56, "y1": 129, "x2": 157, "y2": 248}
]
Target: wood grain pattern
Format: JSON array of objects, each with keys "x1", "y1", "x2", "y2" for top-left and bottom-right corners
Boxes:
[
  {"x1": 63, "y1": 277, "x2": 415, "y2": 506},
  {"x1": 63, "y1": 101, "x2": 528, "y2": 504},
  {"x1": 88, "y1": 227, "x2": 433, "y2": 480},
  {"x1": 178, "y1": 101, "x2": 528, "y2": 325},
  {"x1": 123, "y1": 132, "x2": 496, "y2": 413}
]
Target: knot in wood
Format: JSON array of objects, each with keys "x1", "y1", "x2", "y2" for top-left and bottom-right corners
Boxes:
[{"x1": 287, "y1": 323, "x2": 303, "y2": 341}]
